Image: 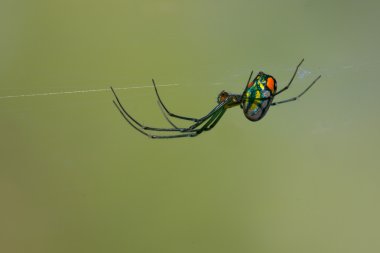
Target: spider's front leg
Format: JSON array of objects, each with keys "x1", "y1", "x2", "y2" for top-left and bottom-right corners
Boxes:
[
  {"x1": 152, "y1": 79, "x2": 199, "y2": 123},
  {"x1": 111, "y1": 86, "x2": 231, "y2": 138}
]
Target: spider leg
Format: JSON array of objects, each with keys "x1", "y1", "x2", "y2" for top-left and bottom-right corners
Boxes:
[
  {"x1": 246, "y1": 70, "x2": 254, "y2": 86},
  {"x1": 151, "y1": 109, "x2": 226, "y2": 138},
  {"x1": 113, "y1": 100, "x2": 156, "y2": 138},
  {"x1": 155, "y1": 70, "x2": 251, "y2": 129},
  {"x1": 113, "y1": 100, "x2": 196, "y2": 138},
  {"x1": 274, "y1": 59, "x2": 304, "y2": 96},
  {"x1": 204, "y1": 109, "x2": 226, "y2": 131},
  {"x1": 113, "y1": 100, "x2": 225, "y2": 138},
  {"x1": 241, "y1": 70, "x2": 254, "y2": 96},
  {"x1": 152, "y1": 79, "x2": 199, "y2": 122},
  {"x1": 271, "y1": 75, "x2": 321, "y2": 106},
  {"x1": 111, "y1": 86, "x2": 231, "y2": 134},
  {"x1": 156, "y1": 100, "x2": 179, "y2": 129},
  {"x1": 179, "y1": 99, "x2": 230, "y2": 131},
  {"x1": 111, "y1": 87, "x2": 185, "y2": 132}
]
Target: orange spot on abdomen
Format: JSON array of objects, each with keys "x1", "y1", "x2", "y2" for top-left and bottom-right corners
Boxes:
[{"x1": 267, "y1": 77, "x2": 275, "y2": 92}]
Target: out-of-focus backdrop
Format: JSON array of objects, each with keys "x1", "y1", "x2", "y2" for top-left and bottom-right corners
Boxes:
[{"x1": 1, "y1": 1, "x2": 379, "y2": 253}]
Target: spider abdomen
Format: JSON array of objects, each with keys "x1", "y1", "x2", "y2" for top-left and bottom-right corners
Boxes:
[{"x1": 241, "y1": 72, "x2": 277, "y2": 121}]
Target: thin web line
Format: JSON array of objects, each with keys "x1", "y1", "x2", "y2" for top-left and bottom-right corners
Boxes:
[{"x1": 0, "y1": 83, "x2": 179, "y2": 100}]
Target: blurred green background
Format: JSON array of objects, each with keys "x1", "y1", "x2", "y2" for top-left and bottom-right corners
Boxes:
[{"x1": 1, "y1": 1, "x2": 379, "y2": 252}]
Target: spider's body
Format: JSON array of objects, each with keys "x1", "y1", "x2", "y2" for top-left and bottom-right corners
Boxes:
[{"x1": 111, "y1": 59, "x2": 321, "y2": 139}]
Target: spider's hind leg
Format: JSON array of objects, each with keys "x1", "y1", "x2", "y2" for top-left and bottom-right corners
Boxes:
[
  {"x1": 271, "y1": 75, "x2": 321, "y2": 106},
  {"x1": 274, "y1": 59, "x2": 304, "y2": 96}
]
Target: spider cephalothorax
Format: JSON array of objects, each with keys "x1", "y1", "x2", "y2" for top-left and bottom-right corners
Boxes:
[
  {"x1": 217, "y1": 90, "x2": 229, "y2": 103},
  {"x1": 111, "y1": 59, "x2": 321, "y2": 138},
  {"x1": 217, "y1": 91, "x2": 241, "y2": 108}
]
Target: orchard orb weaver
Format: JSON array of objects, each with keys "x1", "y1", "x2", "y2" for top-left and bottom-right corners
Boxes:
[{"x1": 111, "y1": 59, "x2": 321, "y2": 139}]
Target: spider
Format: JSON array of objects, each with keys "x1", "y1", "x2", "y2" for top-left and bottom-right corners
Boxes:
[{"x1": 111, "y1": 59, "x2": 321, "y2": 139}]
